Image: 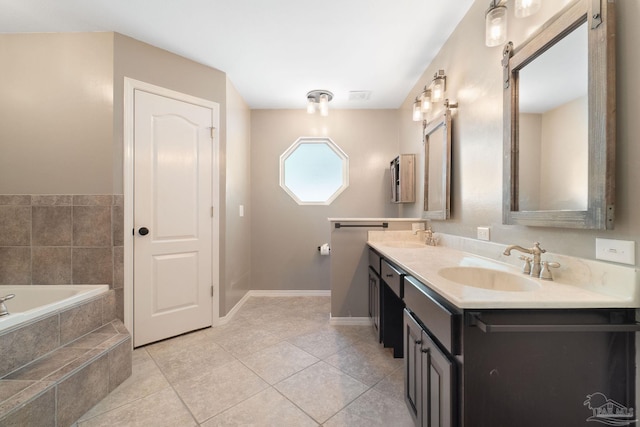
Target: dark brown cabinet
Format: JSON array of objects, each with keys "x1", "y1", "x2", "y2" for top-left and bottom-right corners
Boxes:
[
  {"x1": 401, "y1": 272, "x2": 637, "y2": 427},
  {"x1": 404, "y1": 277, "x2": 459, "y2": 427}
]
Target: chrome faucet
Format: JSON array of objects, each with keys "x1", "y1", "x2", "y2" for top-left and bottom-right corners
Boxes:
[
  {"x1": 503, "y1": 242, "x2": 546, "y2": 277},
  {"x1": 0, "y1": 294, "x2": 15, "y2": 317},
  {"x1": 414, "y1": 226, "x2": 437, "y2": 246}
]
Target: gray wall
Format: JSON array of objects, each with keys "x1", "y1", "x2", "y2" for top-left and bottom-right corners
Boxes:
[
  {"x1": 250, "y1": 110, "x2": 400, "y2": 292},
  {"x1": 0, "y1": 33, "x2": 114, "y2": 194},
  {"x1": 224, "y1": 79, "x2": 252, "y2": 313},
  {"x1": 399, "y1": 0, "x2": 640, "y2": 266},
  {"x1": 0, "y1": 32, "x2": 250, "y2": 316}
]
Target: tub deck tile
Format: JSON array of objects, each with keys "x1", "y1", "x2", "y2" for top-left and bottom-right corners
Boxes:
[
  {"x1": 6, "y1": 347, "x2": 87, "y2": 381},
  {"x1": 0, "y1": 380, "x2": 54, "y2": 415}
]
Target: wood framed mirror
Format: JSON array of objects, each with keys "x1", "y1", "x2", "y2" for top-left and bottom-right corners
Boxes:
[
  {"x1": 423, "y1": 107, "x2": 452, "y2": 220},
  {"x1": 502, "y1": 0, "x2": 616, "y2": 229}
]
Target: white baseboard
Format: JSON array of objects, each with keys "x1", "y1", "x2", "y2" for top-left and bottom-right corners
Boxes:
[
  {"x1": 329, "y1": 315, "x2": 372, "y2": 326},
  {"x1": 217, "y1": 289, "x2": 331, "y2": 325},
  {"x1": 248, "y1": 290, "x2": 331, "y2": 297}
]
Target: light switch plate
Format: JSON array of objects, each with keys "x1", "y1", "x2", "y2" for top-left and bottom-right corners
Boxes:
[
  {"x1": 595, "y1": 238, "x2": 635, "y2": 265},
  {"x1": 239, "y1": 205, "x2": 244, "y2": 217},
  {"x1": 477, "y1": 227, "x2": 490, "y2": 241}
]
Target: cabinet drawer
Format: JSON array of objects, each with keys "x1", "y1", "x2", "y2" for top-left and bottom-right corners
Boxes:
[
  {"x1": 381, "y1": 259, "x2": 404, "y2": 298},
  {"x1": 368, "y1": 249, "x2": 381, "y2": 275},
  {"x1": 404, "y1": 276, "x2": 460, "y2": 355}
]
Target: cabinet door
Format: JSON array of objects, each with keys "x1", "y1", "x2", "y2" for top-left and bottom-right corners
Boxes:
[
  {"x1": 422, "y1": 331, "x2": 454, "y2": 427},
  {"x1": 369, "y1": 269, "x2": 381, "y2": 341},
  {"x1": 404, "y1": 310, "x2": 423, "y2": 425}
]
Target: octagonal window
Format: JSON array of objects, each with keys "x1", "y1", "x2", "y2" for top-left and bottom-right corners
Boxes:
[{"x1": 280, "y1": 137, "x2": 349, "y2": 205}]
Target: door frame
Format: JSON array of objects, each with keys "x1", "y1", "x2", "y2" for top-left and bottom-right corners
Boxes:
[{"x1": 123, "y1": 77, "x2": 220, "y2": 338}]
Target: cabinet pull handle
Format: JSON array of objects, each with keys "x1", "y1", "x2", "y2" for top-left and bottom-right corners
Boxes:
[
  {"x1": 415, "y1": 339, "x2": 422, "y2": 345},
  {"x1": 469, "y1": 312, "x2": 640, "y2": 333},
  {"x1": 386, "y1": 274, "x2": 394, "y2": 278}
]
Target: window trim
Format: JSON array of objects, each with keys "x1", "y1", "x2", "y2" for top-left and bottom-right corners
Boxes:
[{"x1": 279, "y1": 137, "x2": 349, "y2": 205}]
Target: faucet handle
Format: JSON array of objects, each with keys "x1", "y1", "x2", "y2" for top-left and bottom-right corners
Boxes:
[
  {"x1": 518, "y1": 256, "x2": 532, "y2": 275},
  {"x1": 532, "y1": 242, "x2": 547, "y2": 254},
  {"x1": 540, "y1": 261, "x2": 560, "y2": 281},
  {"x1": 0, "y1": 294, "x2": 15, "y2": 303}
]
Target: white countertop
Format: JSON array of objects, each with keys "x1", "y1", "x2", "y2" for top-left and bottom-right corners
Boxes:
[{"x1": 368, "y1": 231, "x2": 639, "y2": 309}]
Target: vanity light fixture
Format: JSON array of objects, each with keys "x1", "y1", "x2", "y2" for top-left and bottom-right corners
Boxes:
[
  {"x1": 420, "y1": 87, "x2": 432, "y2": 113},
  {"x1": 486, "y1": 0, "x2": 508, "y2": 47},
  {"x1": 307, "y1": 90, "x2": 333, "y2": 117},
  {"x1": 430, "y1": 70, "x2": 446, "y2": 103},
  {"x1": 412, "y1": 97, "x2": 423, "y2": 122},
  {"x1": 485, "y1": 0, "x2": 542, "y2": 47},
  {"x1": 412, "y1": 69, "x2": 447, "y2": 122}
]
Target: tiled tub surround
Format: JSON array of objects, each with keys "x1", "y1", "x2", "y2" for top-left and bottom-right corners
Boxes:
[
  {"x1": 0, "y1": 194, "x2": 124, "y2": 320},
  {"x1": 0, "y1": 289, "x2": 131, "y2": 427},
  {"x1": 368, "y1": 231, "x2": 639, "y2": 309}
]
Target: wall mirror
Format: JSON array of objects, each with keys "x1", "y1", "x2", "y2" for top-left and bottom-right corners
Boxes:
[
  {"x1": 502, "y1": 0, "x2": 616, "y2": 229},
  {"x1": 423, "y1": 108, "x2": 452, "y2": 220}
]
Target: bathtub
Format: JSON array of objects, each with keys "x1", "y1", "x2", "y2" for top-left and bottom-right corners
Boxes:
[{"x1": 0, "y1": 284, "x2": 109, "y2": 332}]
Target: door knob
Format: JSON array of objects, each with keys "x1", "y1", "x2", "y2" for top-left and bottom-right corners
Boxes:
[{"x1": 138, "y1": 227, "x2": 149, "y2": 236}]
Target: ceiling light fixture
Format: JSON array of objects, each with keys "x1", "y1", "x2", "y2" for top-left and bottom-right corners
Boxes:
[
  {"x1": 485, "y1": 0, "x2": 542, "y2": 47},
  {"x1": 307, "y1": 90, "x2": 334, "y2": 117}
]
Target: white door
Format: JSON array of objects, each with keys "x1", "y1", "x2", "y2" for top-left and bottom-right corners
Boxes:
[{"x1": 133, "y1": 89, "x2": 215, "y2": 347}]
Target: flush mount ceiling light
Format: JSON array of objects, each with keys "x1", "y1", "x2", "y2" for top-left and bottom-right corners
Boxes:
[
  {"x1": 307, "y1": 90, "x2": 334, "y2": 117},
  {"x1": 485, "y1": 0, "x2": 542, "y2": 47}
]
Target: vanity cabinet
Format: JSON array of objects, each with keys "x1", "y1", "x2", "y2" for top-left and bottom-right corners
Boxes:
[
  {"x1": 380, "y1": 259, "x2": 405, "y2": 358},
  {"x1": 368, "y1": 249, "x2": 405, "y2": 357},
  {"x1": 391, "y1": 154, "x2": 415, "y2": 203},
  {"x1": 401, "y1": 270, "x2": 637, "y2": 427},
  {"x1": 404, "y1": 276, "x2": 460, "y2": 427}
]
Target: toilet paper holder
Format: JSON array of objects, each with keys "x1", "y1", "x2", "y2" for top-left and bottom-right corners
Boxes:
[{"x1": 317, "y1": 244, "x2": 331, "y2": 254}]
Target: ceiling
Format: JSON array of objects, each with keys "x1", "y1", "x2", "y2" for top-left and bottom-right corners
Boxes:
[{"x1": 0, "y1": 0, "x2": 475, "y2": 110}]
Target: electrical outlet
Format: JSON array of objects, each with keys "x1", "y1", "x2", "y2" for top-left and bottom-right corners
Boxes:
[
  {"x1": 595, "y1": 238, "x2": 635, "y2": 265},
  {"x1": 477, "y1": 227, "x2": 490, "y2": 241},
  {"x1": 239, "y1": 205, "x2": 244, "y2": 217}
]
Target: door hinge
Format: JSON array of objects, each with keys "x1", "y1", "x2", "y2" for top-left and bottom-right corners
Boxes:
[
  {"x1": 210, "y1": 127, "x2": 216, "y2": 139},
  {"x1": 211, "y1": 285, "x2": 214, "y2": 297},
  {"x1": 211, "y1": 206, "x2": 214, "y2": 217}
]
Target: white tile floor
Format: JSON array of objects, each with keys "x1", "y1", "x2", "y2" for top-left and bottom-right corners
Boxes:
[{"x1": 76, "y1": 296, "x2": 414, "y2": 426}]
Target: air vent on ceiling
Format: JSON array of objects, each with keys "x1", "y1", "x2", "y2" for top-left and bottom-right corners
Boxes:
[{"x1": 348, "y1": 91, "x2": 372, "y2": 102}]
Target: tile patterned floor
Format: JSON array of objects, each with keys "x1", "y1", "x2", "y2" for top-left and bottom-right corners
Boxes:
[{"x1": 76, "y1": 296, "x2": 414, "y2": 426}]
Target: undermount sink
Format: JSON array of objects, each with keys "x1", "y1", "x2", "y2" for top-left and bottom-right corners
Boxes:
[
  {"x1": 380, "y1": 241, "x2": 426, "y2": 248},
  {"x1": 438, "y1": 266, "x2": 541, "y2": 292}
]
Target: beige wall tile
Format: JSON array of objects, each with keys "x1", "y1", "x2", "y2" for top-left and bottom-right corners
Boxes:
[
  {"x1": 73, "y1": 206, "x2": 112, "y2": 247},
  {"x1": 32, "y1": 247, "x2": 71, "y2": 285},
  {"x1": 0, "y1": 247, "x2": 31, "y2": 285},
  {"x1": 0, "y1": 206, "x2": 31, "y2": 246},
  {"x1": 32, "y1": 206, "x2": 72, "y2": 246},
  {"x1": 72, "y1": 248, "x2": 113, "y2": 285}
]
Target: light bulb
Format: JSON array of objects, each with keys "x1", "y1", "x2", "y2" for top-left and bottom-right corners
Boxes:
[
  {"x1": 420, "y1": 89, "x2": 432, "y2": 113},
  {"x1": 412, "y1": 99, "x2": 422, "y2": 122},
  {"x1": 319, "y1": 93, "x2": 329, "y2": 116},
  {"x1": 486, "y1": 5, "x2": 507, "y2": 47},
  {"x1": 307, "y1": 97, "x2": 316, "y2": 114},
  {"x1": 431, "y1": 77, "x2": 445, "y2": 102}
]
